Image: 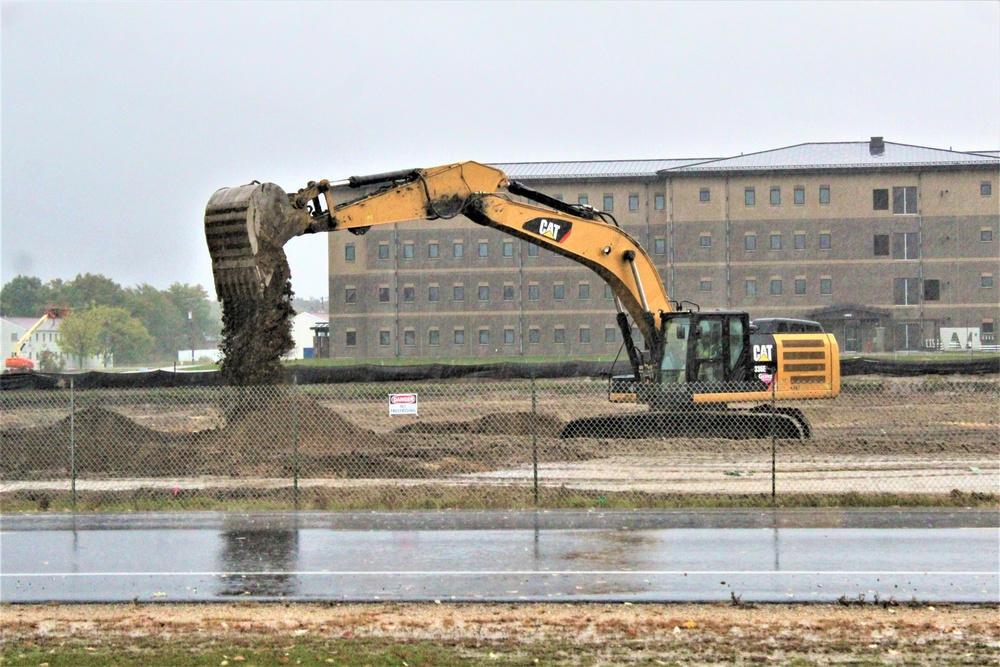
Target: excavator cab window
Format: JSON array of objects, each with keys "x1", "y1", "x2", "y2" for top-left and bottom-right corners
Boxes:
[
  {"x1": 659, "y1": 316, "x2": 690, "y2": 384},
  {"x1": 694, "y1": 319, "x2": 725, "y2": 383}
]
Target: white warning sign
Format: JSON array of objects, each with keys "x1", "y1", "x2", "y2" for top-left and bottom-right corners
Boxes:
[{"x1": 388, "y1": 393, "x2": 418, "y2": 415}]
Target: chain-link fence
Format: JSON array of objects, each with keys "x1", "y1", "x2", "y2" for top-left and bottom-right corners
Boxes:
[{"x1": 2, "y1": 375, "x2": 997, "y2": 512}]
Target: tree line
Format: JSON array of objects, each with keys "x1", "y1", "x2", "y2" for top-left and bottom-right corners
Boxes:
[{"x1": 1, "y1": 274, "x2": 221, "y2": 368}]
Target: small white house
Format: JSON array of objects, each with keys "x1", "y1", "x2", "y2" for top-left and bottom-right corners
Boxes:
[{"x1": 284, "y1": 312, "x2": 326, "y2": 360}]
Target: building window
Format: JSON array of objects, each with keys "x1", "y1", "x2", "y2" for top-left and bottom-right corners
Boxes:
[
  {"x1": 819, "y1": 185, "x2": 830, "y2": 205},
  {"x1": 819, "y1": 233, "x2": 831, "y2": 249},
  {"x1": 428, "y1": 285, "x2": 440, "y2": 302},
  {"x1": 744, "y1": 187, "x2": 755, "y2": 206},
  {"x1": 794, "y1": 278, "x2": 806, "y2": 295},
  {"x1": 478, "y1": 241, "x2": 489, "y2": 257},
  {"x1": 403, "y1": 286, "x2": 415, "y2": 302},
  {"x1": 346, "y1": 331, "x2": 356, "y2": 347},
  {"x1": 479, "y1": 329, "x2": 489, "y2": 345},
  {"x1": 700, "y1": 188, "x2": 711, "y2": 202},
  {"x1": 770, "y1": 279, "x2": 782, "y2": 295},
  {"x1": 820, "y1": 278, "x2": 832, "y2": 295},
  {"x1": 892, "y1": 232, "x2": 918, "y2": 260},
  {"x1": 874, "y1": 234, "x2": 890, "y2": 256},
  {"x1": 893, "y1": 277, "x2": 919, "y2": 304},
  {"x1": 654, "y1": 194, "x2": 666, "y2": 210},
  {"x1": 553, "y1": 284, "x2": 565, "y2": 300},
  {"x1": 794, "y1": 186, "x2": 805, "y2": 205},
  {"x1": 478, "y1": 285, "x2": 489, "y2": 301},
  {"x1": 454, "y1": 241, "x2": 464, "y2": 258},
  {"x1": 770, "y1": 187, "x2": 781, "y2": 206},
  {"x1": 603, "y1": 194, "x2": 614, "y2": 212},
  {"x1": 982, "y1": 228, "x2": 994, "y2": 242},
  {"x1": 700, "y1": 279, "x2": 712, "y2": 292},
  {"x1": 983, "y1": 274, "x2": 995, "y2": 288},
  {"x1": 345, "y1": 287, "x2": 356, "y2": 304},
  {"x1": 578, "y1": 194, "x2": 589, "y2": 206},
  {"x1": 746, "y1": 279, "x2": 757, "y2": 296},
  {"x1": 923, "y1": 279, "x2": 940, "y2": 301},
  {"x1": 345, "y1": 244, "x2": 356, "y2": 261},
  {"x1": 699, "y1": 234, "x2": 711, "y2": 248},
  {"x1": 528, "y1": 328, "x2": 540, "y2": 344},
  {"x1": 981, "y1": 182, "x2": 992, "y2": 196},
  {"x1": 527, "y1": 244, "x2": 539, "y2": 257},
  {"x1": 402, "y1": 242, "x2": 414, "y2": 259},
  {"x1": 794, "y1": 233, "x2": 805, "y2": 250},
  {"x1": 628, "y1": 194, "x2": 639, "y2": 211},
  {"x1": 428, "y1": 242, "x2": 439, "y2": 258},
  {"x1": 892, "y1": 186, "x2": 917, "y2": 214},
  {"x1": 554, "y1": 327, "x2": 566, "y2": 344},
  {"x1": 873, "y1": 188, "x2": 889, "y2": 210},
  {"x1": 504, "y1": 328, "x2": 515, "y2": 345},
  {"x1": 605, "y1": 327, "x2": 616, "y2": 343},
  {"x1": 580, "y1": 327, "x2": 591, "y2": 343},
  {"x1": 378, "y1": 287, "x2": 390, "y2": 303},
  {"x1": 454, "y1": 329, "x2": 465, "y2": 345},
  {"x1": 378, "y1": 243, "x2": 390, "y2": 260},
  {"x1": 745, "y1": 234, "x2": 757, "y2": 251},
  {"x1": 502, "y1": 241, "x2": 514, "y2": 257},
  {"x1": 578, "y1": 283, "x2": 590, "y2": 300},
  {"x1": 453, "y1": 285, "x2": 464, "y2": 301},
  {"x1": 654, "y1": 238, "x2": 666, "y2": 255},
  {"x1": 503, "y1": 284, "x2": 515, "y2": 301},
  {"x1": 404, "y1": 330, "x2": 415, "y2": 346},
  {"x1": 379, "y1": 330, "x2": 391, "y2": 346},
  {"x1": 528, "y1": 284, "x2": 539, "y2": 300},
  {"x1": 770, "y1": 233, "x2": 781, "y2": 250},
  {"x1": 428, "y1": 329, "x2": 440, "y2": 346}
]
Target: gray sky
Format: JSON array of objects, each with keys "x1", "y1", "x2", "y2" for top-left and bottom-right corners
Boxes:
[{"x1": 3, "y1": 1, "x2": 998, "y2": 300}]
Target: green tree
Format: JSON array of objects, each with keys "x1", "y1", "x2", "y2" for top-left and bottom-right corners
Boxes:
[
  {"x1": 59, "y1": 306, "x2": 152, "y2": 367},
  {"x1": 0, "y1": 275, "x2": 51, "y2": 316},
  {"x1": 124, "y1": 283, "x2": 183, "y2": 361},
  {"x1": 60, "y1": 273, "x2": 125, "y2": 311}
]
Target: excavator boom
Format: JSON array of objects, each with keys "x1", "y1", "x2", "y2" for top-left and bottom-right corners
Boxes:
[{"x1": 205, "y1": 161, "x2": 672, "y2": 380}]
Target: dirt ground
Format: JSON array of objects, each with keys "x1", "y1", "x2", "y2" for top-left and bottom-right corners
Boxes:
[
  {"x1": 3, "y1": 602, "x2": 998, "y2": 665},
  {"x1": 1, "y1": 377, "x2": 997, "y2": 498}
]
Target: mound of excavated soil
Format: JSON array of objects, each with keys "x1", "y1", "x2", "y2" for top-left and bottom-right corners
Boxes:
[
  {"x1": 394, "y1": 411, "x2": 565, "y2": 438},
  {"x1": 216, "y1": 395, "x2": 379, "y2": 452}
]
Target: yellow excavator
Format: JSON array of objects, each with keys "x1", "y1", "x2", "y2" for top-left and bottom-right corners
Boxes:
[{"x1": 205, "y1": 161, "x2": 839, "y2": 438}]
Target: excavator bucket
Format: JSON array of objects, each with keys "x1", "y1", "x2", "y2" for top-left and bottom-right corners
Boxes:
[{"x1": 204, "y1": 182, "x2": 306, "y2": 304}]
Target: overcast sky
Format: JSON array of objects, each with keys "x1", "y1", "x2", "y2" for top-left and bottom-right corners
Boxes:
[{"x1": 3, "y1": 1, "x2": 998, "y2": 300}]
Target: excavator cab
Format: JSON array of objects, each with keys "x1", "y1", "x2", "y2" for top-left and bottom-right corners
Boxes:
[{"x1": 658, "y1": 311, "x2": 750, "y2": 387}]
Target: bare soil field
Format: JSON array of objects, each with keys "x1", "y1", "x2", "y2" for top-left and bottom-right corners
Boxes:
[
  {"x1": 2, "y1": 377, "x2": 997, "y2": 500},
  {"x1": 3, "y1": 602, "x2": 998, "y2": 666}
]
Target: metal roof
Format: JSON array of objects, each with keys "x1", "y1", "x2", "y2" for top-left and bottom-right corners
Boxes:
[
  {"x1": 488, "y1": 141, "x2": 998, "y2": 180},
  {"x1": 666, "y1": 141, "x2": 1000, "y2": 173},
  {"x1": 489, "y1": 159, "x2": 711, "y2": 180}
]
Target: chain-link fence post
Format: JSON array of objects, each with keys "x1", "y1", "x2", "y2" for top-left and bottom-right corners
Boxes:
[
  {"x1": 770, "y1": 371, "x2": 777, "y2": 502},
  {"x1": 292, "y1": 376, "x2": 299, "y2": 510},
  {"x1": 531, "y1": 368, "x2": 539, "y2": 507},
  {"x1": 70, "y1": 377, "x2": 77, "y2": 510}
]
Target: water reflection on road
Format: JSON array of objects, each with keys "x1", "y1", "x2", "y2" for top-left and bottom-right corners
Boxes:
[{"x1": 1, "y1": 510, "x2": 997, "y2": 603}]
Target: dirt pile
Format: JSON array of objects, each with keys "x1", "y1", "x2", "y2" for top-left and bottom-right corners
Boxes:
[{"x1": 394, "y1": 411, "x2": 565, "y2": 438}]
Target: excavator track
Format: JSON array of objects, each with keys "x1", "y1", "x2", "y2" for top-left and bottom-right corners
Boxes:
[{"x1": 560, "y1": 407, "x2": 811, "y2": 440}]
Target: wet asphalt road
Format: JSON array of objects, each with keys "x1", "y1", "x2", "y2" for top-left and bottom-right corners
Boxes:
[{"x1": 1, "y1": 509, "x2": 997, "y2": 604}]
